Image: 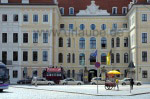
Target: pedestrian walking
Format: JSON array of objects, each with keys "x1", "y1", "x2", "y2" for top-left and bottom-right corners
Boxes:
[
  {"x1": 34, "y1": 77, "x2": 38, "y2": 87},
  {"x1": 115, "y1": 78, "x2": 119, "y2": 90},
  {"x1": 130, "y1": 78, "x2": 134, "y2": 90}
]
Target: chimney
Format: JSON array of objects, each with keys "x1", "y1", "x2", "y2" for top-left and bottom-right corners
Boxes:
[
  {"x1": 22, "y1": 0, "x2": 29, "y2": 4},
  {"x1": 53, "y1": 0, "x2": 58, "y2": 4},
  {"x1": 1, "y1": 0, "x2": 8, "y2": 3}
]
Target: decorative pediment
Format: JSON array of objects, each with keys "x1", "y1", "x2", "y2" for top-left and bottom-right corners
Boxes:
[{"x1": 76, "y1": 0, "x2": 110, "y2": 16}]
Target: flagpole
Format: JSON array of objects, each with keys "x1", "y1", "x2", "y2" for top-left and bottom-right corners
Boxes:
[{"x1": 96, "y1": 50, "x2": 98, "y2": 94}]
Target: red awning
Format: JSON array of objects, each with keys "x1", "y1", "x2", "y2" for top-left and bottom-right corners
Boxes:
[{"x1": 46, "y1": 68, "x2": 61, "y2": 72}]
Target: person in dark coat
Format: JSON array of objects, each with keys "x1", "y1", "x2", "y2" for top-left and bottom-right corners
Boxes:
[{"x1": 130, "y1": 78, "x2": 134, "y2": 90}]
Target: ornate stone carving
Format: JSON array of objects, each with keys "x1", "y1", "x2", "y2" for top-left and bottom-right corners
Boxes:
[{"x1": 76, "y1": 0, "x2": 110, "y2": 16}]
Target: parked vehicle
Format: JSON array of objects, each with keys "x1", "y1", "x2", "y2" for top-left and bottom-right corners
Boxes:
[
  {"x1": 90, "y1": 77, "x2": 106, "y2": 85},
  {"x1": 45, "y1": 68, "x2": 65, "y2": 84},
  {"x1": 59, "y1": 78, "x2": 84, "y2": 85},
  {"x1": 31, "y1": 77, "x2": 55, "y2": 85},
  {"x1": 0, "y1": 62, "x2": 9, "y2": 92},
  {"x1": 119, "y1": 78, "x2": 142, "y2": 85},
  {"x1": 17, "y1": 79, "x2": 32, "y2": 84}
]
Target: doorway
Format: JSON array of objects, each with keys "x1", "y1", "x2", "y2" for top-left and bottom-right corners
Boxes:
[{"x1": 88, "y1": 69, "x2": 97, "y2": 82}]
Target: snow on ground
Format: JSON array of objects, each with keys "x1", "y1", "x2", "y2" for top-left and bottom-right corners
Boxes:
[{"x1": 0, "y1": 85, "x2": 150, "y2": 99}]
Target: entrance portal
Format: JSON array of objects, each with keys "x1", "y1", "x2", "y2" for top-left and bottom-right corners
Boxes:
[{"x1": 88, "y1": 69, "x2": 97, "y2": 82}]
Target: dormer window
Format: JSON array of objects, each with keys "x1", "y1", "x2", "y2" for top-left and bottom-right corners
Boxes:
[
  {"x1": 122, "y1": 7, "x2": 127, "y2": 14},
  {"x1": 1, "y1": 0, "x2": 8, "y2": 3},
  {"x1": 22, "y1": 0, "x2": 29, "y2": 3},
  {"x1": 60, "y1": 7, "x2": 64, "y2": 15},
  {"x1": 69, "y1": 7, "x2": 74, "y2": 15},
  {"x1": 112, "y1": 7, "x2": 117, "y2": 14}
]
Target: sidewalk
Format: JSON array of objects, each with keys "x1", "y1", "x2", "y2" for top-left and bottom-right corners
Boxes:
[{"x1": 10, "y1": 84, "x2": 150, "y2": 96}]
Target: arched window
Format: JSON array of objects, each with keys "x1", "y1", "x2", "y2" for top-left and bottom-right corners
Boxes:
[
  {"x1": 59, "y1": 37, "x2": 63, "y2": 47},
  {"x1": 116, "y1": 37, "x2": 120, "y2": 47},
  {"x1": 90, "y1": 53, "x2": 96, "y2": 65},
  {"x1": 32, "y1": 70, "x2": 38, "y2": 77},
  {"x1": 67, "y1": 53, "x2": 71, "y2": 63},
  {"x1": 67, "y1": 38, "x2": 71, "y2": 47},
  {"x1": 116, "y1": 53, "x2": 120, "y2": 63},
  {"x1": 124, "y1": 53, "x2": 128, "y2": 63},
  {"x1": 79, "y1": 53, "x2": 85, "y2": 65},
  {"x1": 111, "y1": 53, "x2": 114, "y2": 63},
  {"x1": 101, "y1": 53, "x2": 106, "y2": 65},
  {"x1": 60, "y1": 7, "x2": 64, "y2": 15},
  {"x1": 72, "y1": 70, "x2": 75, "y2": 78},
  {"x1": 67, "y1": 70, "x2": 70, "y2": 77},
  {"x1": 90, "y1": 24, "x2": 96, "y2": 30},
  {"x1": 72, "y1": 53, "x2": 75, "y2": 63},
  {"x1": 111, "y1": 38, "x2": 114, "y2": 48},
  {"x1": 80, "y1": 24, "x2": 85, "y2": 30},
  {"x1": 58, "y1": 53, "x2": 63, "y2": 63},
  {"x1": 101, "y1": 24, "x2": 106, "y2": 30},
  {"x1": 79, "y1": 37, "x2": 85, "y2": 49},
  {"x1": 69, "y1": 7, "x2": 74, "y2": 15},
  {"x1": 101, "y1": 37, "x2": 107, "y2": 49},
  {"x1": 90, "y1": 37, "x2": 96, "y2": 49}
]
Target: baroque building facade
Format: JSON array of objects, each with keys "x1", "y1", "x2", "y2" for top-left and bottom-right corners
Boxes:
[{"x1": 0, "y1": 0, "x2": 150, "y2": 84}]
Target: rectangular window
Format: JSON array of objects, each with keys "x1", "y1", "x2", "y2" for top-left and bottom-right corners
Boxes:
[
  {"x1": 122, "y1": 7, "x2": 127, "y2": 14},
  {"x1": 60, "y1": 24, "x2": 65, "y2": 29},
  {"x1": 142, "y1": 71, "x2": 148, "y2": 78},
  {"x1": 67, "y1": 53, "x2": 71, "y2": 63},
  {"x1": 23, "y1": 33, "x2": 28, "y2": 43},
  {"x1": 142, "y1": 33, "x2": 147, "y2": 43},
  {"x1": 33, "y1": 51, "x2": 38, "y2": 61},
  {"x1": 43, "y1": 51, "x2": 48, "y2": 61},
  {"x1": 2, "y1": 33, "x2": 7, "y2": 43},
  {"x1": 123, "y1": 24, "x2": 127, "y2": 28},
  {"x1": 124, "y1": 37, "x2": 128, "y2": 47},
  {"x1": 13, "y1": 70, "x2": 18, "y2": 78},
  {"x1": 23, "y1": 51, "x2": 28, "y2": 61},
  {"x1": 69, "y1": 24, "x2": 74, "y2": 30},
  {"x1": 142, "y1": 51, "x2": 147, "y2": 62},
  {"x1": 13, "y1": 33, "x2": 18, "y2": 43},
  {"x1": 13, "y1": 51, "x2": 18, "y2": 61},
  {"x1": 142, "y1": 14, "x2": 147, "y2": 22},
  {"x1": 112, "y1": 7, "x2": 117, "y2": 14},
  {"x1": 43, "y1": 14, "x2": 48, "y2": 22},
  {"x1": 33, "y1": 33, "x2": 38, "y2": 43},
  {"x1": 60, "y1": 8, "x2": 64, "y2": 15},
  {"x1": 112, "y1": 23, "x2": 117, "y2": 29},
  {"x1": 23, "y1": 14, "x2": 28, "y2": 22},
  {"x1": 13, "y1": 14, "x2": 18, "y2": 22},
  {"x1": 2, "y1": 14, "x2": 7, "y2": 22},
  {"x1": 33, "y1": 14, "x2": 38, "y2": 22},
  {"x1": 43, "y1": 33, "x2": 48, "y2": 43}
]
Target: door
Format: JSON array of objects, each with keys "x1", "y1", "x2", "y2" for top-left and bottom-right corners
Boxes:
[{"x1": 2, "y1": 51, "x2": 7, "y2": 65}]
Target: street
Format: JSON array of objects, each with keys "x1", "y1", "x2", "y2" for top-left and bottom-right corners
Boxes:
[{"x1": 0, "y1": 85, "x2": 150, "y2": 99}]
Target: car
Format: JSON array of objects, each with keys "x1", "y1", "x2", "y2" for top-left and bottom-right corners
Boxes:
[
  {"x1": 17, "y1": 79, "x2": 32, "y2": 84},
  {"x1": 119, "y1": 78, "x2": 142, "y2": 86},
  {"x1": 59, "y1": 78, "x2": 84, "y2": 85},
  {"x1": 31, "y1": 77, "x2": 55, "y2": 85},
  {"x1": 90, "y1": 77, "x2": 110, "y2": 85}
]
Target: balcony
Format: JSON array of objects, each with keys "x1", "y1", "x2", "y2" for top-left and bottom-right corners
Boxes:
[
  {"x1": 109, "y1": 28, "x2": 129, "y2": 35},
  {"x1": 0, "y1": 60, "x2": 12, "y2": 65}
]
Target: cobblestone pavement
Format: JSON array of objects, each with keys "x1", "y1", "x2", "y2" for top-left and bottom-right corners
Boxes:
[{"x1": 0, "y1": 85, "x2": 150, "y2": 99}]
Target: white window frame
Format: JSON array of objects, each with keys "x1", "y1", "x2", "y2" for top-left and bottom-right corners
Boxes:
[
  {"x1": 43, "y1": 14, "x2": 49, "y2": 23},
  {"x1": 32, "y1": 32, "x2": 39, "y2": 43},
  {"x1": 122, "y1": 7, "x2": 127, "y2": 14},
  {"x1": 32, "y1": 50, "x2": 38, "y2": 62},
  {"x1": 42, "y1": 50, "x2": 48, "y2": 62},
  {"x1": 112, "y1": 7, "x2": 117, "y2": 14},
  {"x1": 60, "y1": 7, "x2": 64, "y2": 15},
  {"x1": 43, "y1": 32, "x2": 48, "y2": 43},
  {"x1": 69, "y1": 7, "x2": 74, "y2": 15},
  {"x1": 33, "y1": 14, "x2": 38, "y2": 23},
  {"x1": 23, "y1": 14, "x2": 29, "y2": 23}
]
